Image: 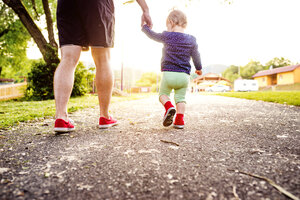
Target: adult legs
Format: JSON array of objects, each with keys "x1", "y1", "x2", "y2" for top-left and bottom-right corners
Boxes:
[
  {"x1": 54, "y1": 45, "x2": 82, "y2": 121},
  {"x1": 91, "y1": 47, "x2": 113, "y2": 119}
]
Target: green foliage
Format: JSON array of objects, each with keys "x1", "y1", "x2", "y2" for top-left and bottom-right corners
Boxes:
[
  {"x1": 222, "y1": 57, "x2": 296, "y2": 83},
  {"x1": 240, "y1": 60, "x2": 265, "y2": 79},
  {"x1": 0, "y1": 93, "x2": 152, "y2": 129},
  {"x1": 136, "y1": 72, "x2": 160, "y2": 87},
  {"x1": 215, "y1": 91, "x2": 300, "y2": 106},
  {"x1": 222, "y1": 65, "x2": 240, "y2": 82},
  {"x1": 72, "y1": 62, "x2": 89, "y2": 97},
  {"x1": 25, "y1": 61, "x2": 92, "y2": 100},
  {"x1": 135, "y1": 72, "x2": 161, "y2": 92},
  {"x1": 0, "y1": 0, "x2": 59, "y2": 79},
  {"x1": 25, "y1": 60, "x2": 56, "y2": 100},
  {"x1": 265, "y1": 57, "x2": 292, "y2": 69},
  {"x1": 0, "y1": 3, "x2": 31, "y2": 79},
  {"x1": 21, "y1": 0, "x2": 57, "y2": 21}
]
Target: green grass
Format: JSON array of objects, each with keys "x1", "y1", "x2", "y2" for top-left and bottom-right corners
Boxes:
[
  {"x1": 213, "y1": 91, "x2": 300, "y2": 106},
  {"x1": 273, "y1": 83, "x2": 300, "y2": 91},
  {"x1": 259, "y1": 83, "x2": 300, "y2": 91},
  {"x1": 0, "y1": 93, "x2": 153, "y2": 129}
]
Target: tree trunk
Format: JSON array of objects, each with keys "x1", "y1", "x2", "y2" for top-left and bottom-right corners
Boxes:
[
  {"x1": 2, "y1": 0, "x2": 59, "y2": 65},
  {"x1": 42, "y1": 0, "x2": 57, "y2": 48}
]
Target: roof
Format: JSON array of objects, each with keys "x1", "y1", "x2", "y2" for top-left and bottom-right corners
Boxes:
[
  {"x1": 0, "y1": 78, "x2": 14, "y2": 82},
  {"x1": 193, "y1": 73, "x2": 230, "y2": 82},
  {"x1": 252, "y1": 64, "x2": 300, "y2": 78}
]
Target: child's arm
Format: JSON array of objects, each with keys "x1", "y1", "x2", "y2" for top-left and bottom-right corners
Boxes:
[
  {"x1": 191, "y1": 41, "x2": 203, "y2": 73},
  {"x1": 142, "y1": 25, "x2": 164, "y2": 43}
]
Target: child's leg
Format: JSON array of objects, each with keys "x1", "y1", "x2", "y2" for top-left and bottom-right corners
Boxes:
[
  {"x1": 159, "y1": 73, "x2": 176, "y2": 127},
  {"x1": 174, "y1": 87, "x2": 187, "y2": 125},
  {"x1": 173, "y1": 75, "x2": 189, "y2": 128},
  {"x1": 174, "y1": 101, "x2": 186, "y2": 129},
  {"x1": 159, "y1": 94, "x2": 171, "y2": 105},
  {"x1": 159, "y1": 73, "x2": 173, "y2": 108},
  {"x1": 176, "y1": 102, "x2": 185, "y2": 114}
]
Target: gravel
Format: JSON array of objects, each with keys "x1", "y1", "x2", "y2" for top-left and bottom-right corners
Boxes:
[{"x1": 0, "y1": 94, "x2": 299, "y2": 200}]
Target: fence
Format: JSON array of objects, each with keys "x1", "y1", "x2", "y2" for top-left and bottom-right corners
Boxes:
[{"x1": 0, "y1": 83, "x2": 27, "y2": 101}]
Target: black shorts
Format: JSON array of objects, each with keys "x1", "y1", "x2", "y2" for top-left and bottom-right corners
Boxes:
[{"x1": 57, "y1": 0, "x2": 115, "y2": 48}]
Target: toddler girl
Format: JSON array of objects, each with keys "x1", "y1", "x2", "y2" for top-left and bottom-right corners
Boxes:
[{"x1": 142, "y1": 9, "x2": 202, "y2": 129}]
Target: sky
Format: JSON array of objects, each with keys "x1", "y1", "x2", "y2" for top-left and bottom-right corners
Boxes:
[{"x1": 27, "y1": 0, "x2": 300, "y2": 72}]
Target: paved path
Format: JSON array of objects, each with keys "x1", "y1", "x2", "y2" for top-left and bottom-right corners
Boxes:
[{"x1": 0, "y1": 94, "x2": 299, "y2": 200}]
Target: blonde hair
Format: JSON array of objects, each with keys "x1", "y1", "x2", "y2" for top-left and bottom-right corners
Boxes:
[{"x1": 167, "y1": 10, "x2": 187, "y2": 28}]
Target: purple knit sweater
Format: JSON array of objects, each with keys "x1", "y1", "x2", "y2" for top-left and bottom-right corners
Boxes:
[{"x1": 142, "y1": 25, "x2": 202, "y2": 75}]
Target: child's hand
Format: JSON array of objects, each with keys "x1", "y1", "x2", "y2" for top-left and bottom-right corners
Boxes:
[
  {"x1": 195, "y1": 70, "x2": 202, "y2": 76},
  {"x1": 141, "y1": 11, "x2": 153, "y2": 29}
]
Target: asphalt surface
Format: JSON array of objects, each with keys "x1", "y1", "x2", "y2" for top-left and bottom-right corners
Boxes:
[{"x1": 0, "y1": 94, "x2": 299, "y2": 200}]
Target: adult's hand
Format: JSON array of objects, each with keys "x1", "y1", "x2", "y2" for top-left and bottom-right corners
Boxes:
[
  {"x1": 141, "y1": 11, "x2": 153, "y2": 28},
  {"x1": 136, "y1": 0, "x2": 153, "y2": 28}
]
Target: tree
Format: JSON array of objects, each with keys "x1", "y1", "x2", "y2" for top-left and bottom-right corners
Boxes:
[
  {"x1": 222, "y1": 65, "x2": 239, "y2": 82},
  {"x1": 136, "y1": 72, "x2": 160, "y2": 87},
  {"x1": 0, "y1": 21, "x2": 31, "y2": 80},
  {"x1": 0, "y1": 2, "x2": 31, "y2": 79},
  {"x1": 2, "y1": 0, "x2": 59, "y2": 66},
  {"x1": 26, "y1": 61, "x2": 90, "y2": 100},
  {"x1": 240, "y1": 60, "x2": 265, "y2": 79},
  {"x1": 265, "y1": 57, "x2": 292, "y2": 69},
  {"x1": 1, "y1": 0, "x2": 62, "y2": 99}
]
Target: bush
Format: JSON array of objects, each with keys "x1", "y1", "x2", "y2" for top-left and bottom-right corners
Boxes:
[
  {"x1": 72, "y1": 62, "x2": 88, "y2": 97},
  {"x1": 25, "y1": 60, "x2": 56, "y2": 100},
  {"x1": 112, "y1": 88, "x2": 128, "y2": 96},
  {"x1": 25, "y1": 60, "x2": 89, "y2": 100}
]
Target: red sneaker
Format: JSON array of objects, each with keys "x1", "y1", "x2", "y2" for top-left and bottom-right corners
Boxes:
[
  {"x1": 163, "y1": 107, "x2": 176, "y2": 127},
  {"x1": 99, "y1": 116, "x2": 118, "y2": 129},
  {"x1": 54, "y1": 118, "x2": 75, "y2": 133},
  {"x1": 174, "y1": 114, "x2": 184, "y2": 129}
]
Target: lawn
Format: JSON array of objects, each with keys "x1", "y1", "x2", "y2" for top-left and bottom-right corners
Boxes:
[
  {"x1": 0, "y1": 93, "x2": 152, "y2": 129},
  {"x1": 214, "y1": 91, "x2": 300, "y2": 106}
]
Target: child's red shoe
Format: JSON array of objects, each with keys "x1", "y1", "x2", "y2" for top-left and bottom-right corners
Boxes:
[
  {"x1": 174, "y1": 114, "x2": 184, "y2": 129},
  {"x1": 163, "y1": 101, "x2": 176, "y2": 127},
  {"x1": 99, "y1": 116, "x2": 118, "y2": 129},
  {"x1": 163, "y1": 107, "x2": 176, "y2": 127},
  {"x1": 54, "y1": 118, "x2": 75, "y2": 133}
]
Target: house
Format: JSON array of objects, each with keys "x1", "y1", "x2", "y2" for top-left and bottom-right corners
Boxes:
[
  {"x1": 0, "y1": 78, "x2": 14, "y2": 85},
  {"x1": 193, "y1": 73, "x2": 231, "y2": 84},
  {"x1": 252, "y1": 64, "x2": 300, "y2": 87},
  {"x1": 130, "y1": 86, "x2": 151, "y2": 93},
  {"x1": 193, "y1": 73, "x2": 231, "y2": 92}
]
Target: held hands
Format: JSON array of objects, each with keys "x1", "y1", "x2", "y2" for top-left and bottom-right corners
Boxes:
[
  {"x1": 136, "y1": 0, "x2": 153, "y2": 28},
  {"x1": 141, "y1": 11, "x2": 153, "y2": 28},
  {"x1": 195, "y1": 70, "x2": 202, "y2": 76}
]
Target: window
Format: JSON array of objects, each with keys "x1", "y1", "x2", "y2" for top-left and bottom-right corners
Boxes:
[
  {"x1": 262, "y1": 77, "x2": 265, "y2": 82},
  {"x1": 279, "y1": 74, "x2": 283, "y2": 80}
]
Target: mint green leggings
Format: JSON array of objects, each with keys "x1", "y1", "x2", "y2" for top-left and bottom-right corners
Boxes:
[{"x1": 159, "y1": 71, "x2": 190, "y2": 104}]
